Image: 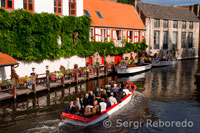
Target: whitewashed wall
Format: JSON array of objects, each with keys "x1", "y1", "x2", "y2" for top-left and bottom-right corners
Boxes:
[
  {"x1": 14, "y1": 0, "x2": 83, "y2": 16},
  {"x1": 0, "y1": 56, "x2": 85, "y2": 79}
]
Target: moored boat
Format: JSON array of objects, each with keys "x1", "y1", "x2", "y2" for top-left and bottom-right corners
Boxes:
[
  {"x1": 151, "y1": 60, "x2": 177, "y2": 67},
  {"x1": 60, "y1": 83, "x2": 136, "y2": 126},
  {"x1": 115, "y1": 63, "x2": 152, "y2": 74}
]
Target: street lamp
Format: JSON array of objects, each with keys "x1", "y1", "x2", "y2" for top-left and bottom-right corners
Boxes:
[
  {"x1": 46, "y1": 65, "x2": 49, "y2": 70},
  {"x1": 32, "y1": 67, "x2": 35, "y2": 73}
]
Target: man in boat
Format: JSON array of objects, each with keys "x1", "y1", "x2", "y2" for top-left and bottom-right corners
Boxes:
[
  {"x1": 92, "y1": 100, "x2": 101, "y2": 115},
  {"x1": 65, "y1": 101, "x2": 75, "y2": 113},
  {"x1": 109, "y1": 92, "x2": 117, "y2": 106},
  {"x1": 99, "y1": 98, "x2": 107, "y2": 112}
]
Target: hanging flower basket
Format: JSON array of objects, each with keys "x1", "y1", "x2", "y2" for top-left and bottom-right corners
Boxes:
[
  {"x1": 107, "y1": 65, "x2": 111, "y2": 69},
  {"x1": 50, "y1": 75, "x2": 56, "y2": 81}
]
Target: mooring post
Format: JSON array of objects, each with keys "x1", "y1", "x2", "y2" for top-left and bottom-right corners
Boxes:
[
  {"x1": 97, "y1": 66, "x2": 100, "y2": 78},
  {"x1": 61, "y1": 75, "x2": 64, "y2": 86},
  {"x1": 13, "y1": 79, "x2": 17, "y2": 99},
  {"x1": 32, "y1": 72, "x2": 36, "y2": 94},
  {"x1": 75, "y1": 71, "x2": 78, "y2": 83},
  {"x1": 46, "y1": 70, "x2": 50, "y2": 89},
  {"x1": 36, "y1": 74, "x2": 38, "y2": 86},
  {"x1": 87, "y1": 71, "x2": 90, "y2": 80}
]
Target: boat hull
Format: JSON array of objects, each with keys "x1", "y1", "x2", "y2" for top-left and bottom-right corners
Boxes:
[
  {"x1": 116, "y1": 63, "x2": 152, "y2": 74},
  {"x1": 152, "y1": 60, "x2": 177, "y2": 67},
  {"x1": 61, "y1": 84, "x2": 136, "y2": 126}
]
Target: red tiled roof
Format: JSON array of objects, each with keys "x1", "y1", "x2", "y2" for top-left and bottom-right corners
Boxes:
[
  {"x1": 0, "y1": 53, "x2": 18, "y2": 67},
  {"x1": 84, "y1": 0, "x2": 145, "y2": 30}
]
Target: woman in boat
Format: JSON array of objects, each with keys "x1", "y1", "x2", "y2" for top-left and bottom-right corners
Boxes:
[
  {"x1": 96, "y1": 93, "x2": 102, "y2": 103},
  {"x1": 92, "y1": 100, "x2": 101, "y2": 115},
  {"x1": 99, "y1": 98, "x2": 107, "y2": 112},
  {"x1": 75, "y1": 97, "x2": 81, "y2": 110}
]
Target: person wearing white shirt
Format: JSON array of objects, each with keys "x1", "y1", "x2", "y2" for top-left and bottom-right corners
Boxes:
[
  {"x1": 109, "y1": 92, "x2": 117, "y2": 106},
  {"x1": 99, "y1": 98, "x2": 107, "y2": 112}
]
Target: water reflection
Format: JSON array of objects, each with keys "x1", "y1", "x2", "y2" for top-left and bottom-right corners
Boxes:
[{"x1": 0, "y1": 59, "x2": 200, "y2": 132}]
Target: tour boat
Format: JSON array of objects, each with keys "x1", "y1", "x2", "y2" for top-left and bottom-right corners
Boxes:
[
  {"x1": 151, "y1": 60, "x2": 177, "y2": 67},
  {"x1": 115, "y1": 63, "x2": 152, "y2": 74},
  {"x1": 60, "y1": 83, "x2": 136, "y2": 126}
]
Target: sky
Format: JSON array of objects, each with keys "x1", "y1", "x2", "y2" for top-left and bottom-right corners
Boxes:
[{"x1": 142, "y1": 0, "x2": 200, "y2": 5}]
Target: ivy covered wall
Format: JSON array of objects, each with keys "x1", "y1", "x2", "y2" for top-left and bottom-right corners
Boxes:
[{"x1": 0, "y1": 9, "x2": 147, "y2": 61}]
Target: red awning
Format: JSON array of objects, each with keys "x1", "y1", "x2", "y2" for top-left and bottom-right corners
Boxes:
[{"x1": 0, "y1": 52, "x2": 18, "y2": 67}]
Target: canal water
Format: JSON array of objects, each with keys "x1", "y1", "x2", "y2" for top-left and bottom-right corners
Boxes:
[{"x1": 0, "y1": 59, "x2": 200, "y2": 133}]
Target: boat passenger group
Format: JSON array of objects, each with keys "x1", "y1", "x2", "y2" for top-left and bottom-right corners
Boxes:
[{"x1": 64, "y1": 81, "x2": 133, "y2": 118}]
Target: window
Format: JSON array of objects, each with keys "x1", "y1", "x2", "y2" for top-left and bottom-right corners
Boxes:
[
  {"x1": 163, "y1": 31, "x2": 168, "y2": 49},
  {"x1": 182, "y1": 21, "x2": 186, "y2": 29},
  {"x1": 173, "y1": 21, "x2": 178, "y2": 28},
  {"x1": 172, "y1": 32, "x2": 178, "y2": 49},
  {"x1": 96, "y1": 11, "x2": 103, "y2": 19},
  {"x1": 189, "y1": 22, "x2": 193, "y2": 29},
  {"x1": 154, "y1": 19, "x2": 160, "y2": 27},
  {"x1": 84, "y1": 10, "x2": 90, "y2": 17},
  {"x1": 1, "y1": 0, "x2": 14, "y2": 9},
  {"x1": 69, "y1": 0, "x2": 76, "y2": 16},
  {"x1": 23, "y1": 0, "x2": 34, "y2": 12},
  {"x1": 188, "y1": 32, "x2": 193, "y2": 48},
  {"x1": 54, "y1": 0, "x2": 62, "y2": 15},
  {"x1": 181, "y1": 32, "x2": 186, "y2": 48},
  {"x1": 130, "y1": 31, "x2": 133, "y2": 42},
  {"x1": 163, "y1": 20, "x2": 168, "y2": 28},
  {"x1": 101, "y1": 29, "x2": 107, "y2": 42},
  {"x1": 154, "y1": 31, "x2": 160, "y2": 49},
  {"x1": 116, "y1": 30, "x2": 122, "y2": 40},
  {"x1": 90, "y1": 28, "x2": 94, "y2": 41}
]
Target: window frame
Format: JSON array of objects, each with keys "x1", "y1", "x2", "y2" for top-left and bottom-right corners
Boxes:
[
  {"x1": 163, "y1": 20, "x2": 168, "y2": 28},
  {"x1": 23, "y1": 0, "x2": 34, "y2": 12},
  {"x1": 154, "y1": 19, "x2": 160, "y2": 28},
  {"x1": 182, "y1": 21, "x2": 186, "y2": 29},
  {"x1": 189, "y1": 22, "x2": 193, "y2": 29},
  {"x1": 1, "y1": 0, "x2": 14, "y2": 10},
  {"x1": 69, "y1": 0, "x2": 76, "y2": 16},
  {"x1": 154, "y1": 30, "x2": 160, "y2": 49},
  {"x1": 173, "y1": 20, "x2": 178, "y2": 28},
  {"x1": 54, "y1": 0, "x2": 63, "y2": 15},
  {"x1": 172, "y1": 31, "x2": 178, "y2": 49},
  {"x1": 188, "y1": 32, "x2": 193, "y2": 48},
  {"x1": 181, "y1": 32, "x2": 186, "y2": 48},
  {"x1": 163, "y1": 31, "x2": 168, "y2": 49}
]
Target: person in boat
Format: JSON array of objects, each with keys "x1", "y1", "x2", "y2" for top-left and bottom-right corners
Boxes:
[
  {"x1": 73, "y1": 106, "x2": 80, "y2": 116},
  {"x1": 79, "y1": 95, "x2": 84, "y2": 115},
  {"x1": 121, "y1": 92, "x2": 126, "y2": 99},
  {"x1": 75, "y1": 97, "x2": 81, "y2": 110},
  {"x1": 88, "y1": 91, "x2": 94, "y2": 105},
  {"x1": 96, "y1": 92, "x2": 102, "y2": 103},
  {"x1": 99, "y1": 98, "x2": 107, "y2": 112},
  {"x1": 106, "y1": 87, "x2": 111, "y2": 97},
  {"x1": 92, "y1": 100, "x2": 101, "y2": 115},
  {"x1": 65, "y1": 101, "x2": 75, "y2": 113},
  {"x1": 106, "y1": 98, "x2": 111, "y2": 109},
  {"x1": 116, "y1": 92, "x2": 122, "y2": 103},
  {"x1": 83, "y1": 93, "x2": 89, "y2": 107},
  {"x1": 101, "y1": 89, "x2": 108, "y2": 100},
  {"x1": 123, "y1": 86, "x2": 130, "y2": 95},
  {"x1": 83, "y1": 106, "x2": 93, "y2": 118},
  {"x1": 109, "y1": 92, "x2": 117, "y2": 106},
  {"x1": 95, "y1": 88, "x2": 100, "y2": 96}
]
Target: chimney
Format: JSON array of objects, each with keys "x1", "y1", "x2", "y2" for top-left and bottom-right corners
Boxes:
[{"x1": 132, "y1": 0, "x2": 137, "y2": 7}]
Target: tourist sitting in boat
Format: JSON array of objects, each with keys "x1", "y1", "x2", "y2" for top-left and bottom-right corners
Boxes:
[
  {"x1": 65, "y1": 101, "x2": 75, "y2": 113},
  {"x1": 83, "y1": 93, "x2": 89, "y2": 107},
  {"x1": 116, "y1": 91, "x2": 122, "y2": 103},
  {"x1": 99, "y1": 98, "x2": 107, "y2": 112},
  {"x1": 106, "y1": 98, "x2": 111, "y2": 109},
  {"x1": 121, "y1": 92, "x2": 126, "y2": 99},
  {"x1": 92, "y1": 100, "x2": 101, "y2": 115},
  {"x1": 123, "y1": 86, "x2": 130, "y2": 95},
  {"x1": 88, "y1": 91, "x2": 94, "y2": 104},
  {"x1": 101, "y1": 89, "x2": 108, "y2": 100},
  {"x1": 75, "y1": 97, "x2": 81, "y2": 110},
  {"x1": 109, "y1": 92, "x2": 117, "y2": 106}
]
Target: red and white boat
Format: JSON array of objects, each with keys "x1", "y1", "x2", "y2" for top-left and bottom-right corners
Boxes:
[{"x1": 60, "y1": 83, "x2": 136, "y2": 126}]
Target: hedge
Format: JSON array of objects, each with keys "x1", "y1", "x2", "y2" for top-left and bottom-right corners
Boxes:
[{"x1": 0, "y1": 9, "x2": 147, "y2": 61}]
